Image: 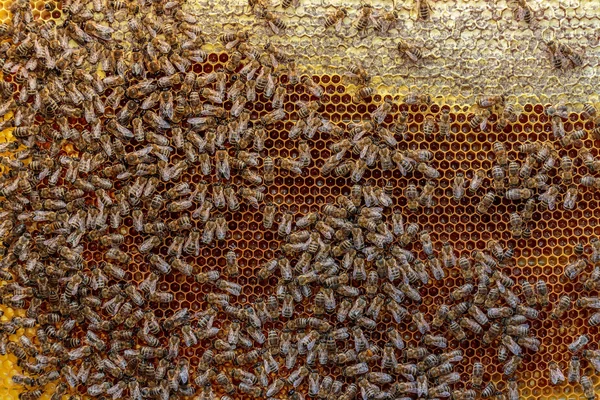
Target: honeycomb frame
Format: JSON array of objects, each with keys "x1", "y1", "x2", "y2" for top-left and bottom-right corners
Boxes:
[{"x1": 0, "y1": 0, "x2": 600, "y2": 399}]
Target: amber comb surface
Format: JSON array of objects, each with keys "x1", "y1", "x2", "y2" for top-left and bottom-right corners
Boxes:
[{"x1": 0, "y1": 1, "x2": 600, "y2": 400}]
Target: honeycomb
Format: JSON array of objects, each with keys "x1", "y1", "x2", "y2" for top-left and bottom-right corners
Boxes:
[
  {"x1": 186, "y1": 0, "x2": 600, "y2": 106},
  {"x1": 0, "y1": 0, "x2": 600, "y2": 400}
]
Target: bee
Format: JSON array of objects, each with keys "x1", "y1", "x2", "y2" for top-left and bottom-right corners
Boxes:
[
  {"x1": 352, "y1": 3, "x2": 373, "y2": 36},
  {"x1": 301, "y1": 75, "x2": 324, "y2": 98},
  {"x1": 288, "y1": 366, "x2": 309, "y2": 387},
  {"x1": 470, "y1": 362, "x2": 484, "y2": 389},
  {"x1": 418, "y1": 180, "x2": 436, "y2": 208},
  {"x1": 258, "y1": 10, "x2": 287, "y2": 34},
  {"x1": 450, "y1": 172, "x2": 467, "y2": 200},
  {"x1": 539, "y1": 185, "x2": 560, "y2": 210},
  {"x1": 550, "y1": 295, "x2": 571, "y2": 320},
  {"x1": 427, "y1": 305, "x2": 449, "y2": 330},
  {"x1": 476, "y1": 191, "x2": 495, "y2": 215},
  {"x1": 548, "y1": 40, "x2": 584, "y2": 68},
  {"x1": 478, "y1": 94, "x2": 505, "y2": 108},
  {"x1": 560, "y1": 129, "x2": 587, "y2": 147},
  {"x1": 379, "y1": 143, "x2": 397, "y2": 170},
  {"x1": 568, "y1": 356, "x2": 581, "y2": 383},
  {"x1": 402, "y1": 182, "x2": 419, "y2": 211},
  {"x1": 502, "y1": 354, "x2": 523, "y2": 377},
  {"x1": 344, "y1": 362, "x2": 369, "y2": 377},
  {"x1": 411, "y1": 310, "x2": 430, "y2": 334},
  {"x1": 581, "y1": 175, "x2": 600, "y2": 189},
  {"x1": 514, "y1": 0, "x2": 534, "y2": 23},
  {"x1": 219, "y1": 30, "x2": 250, "y2": 50},
  {"x1": 259, "y1": 378, "x2": 286, "y2": 399},
  {"x1": 566, "y1": 334, "x2": 589, "y2": 354},
  {"x1": 261, "y1": 107, "x2": 286, "y2": 126},
  {"x1": 296, "y1": 100, "x2": 321, "y2": 120},
  {"x1": 580, "y1": 375, "x2": 595, "y2": 400},
  {"x1": 561, "y1": 185, "x2": 578, "y2": 210},
  {"x1": 469, "y1": 169, "x2": 486, "y2": 194},
  {"x1": 416, "y1": 0, "x2": 433, "y2": 20},
  {"x1": 422, "y1": 115, "x2": 436, "y2": 138},
  {"x1": 370, "y1": 97, "x2": 392, "y2": 125},
  {"x1": 579, "y1": 148, "x2": 600, "y2": 173},
  {"x1": 470, "y1": 109, "x2": 491, "y2": 130},
  {"x1": 398, "y1": 39, "x2": 423, "y2": 62},
  {"x1": 421, "y1": 334, "x2": 447, "y2": 349},
  {"x1": 497, "y1": 105, "x2": 517, "y2": 131},
  {"x1": 564, "y1": 259, "x2": 587, "y2": 282},
  {"x1": 436, "y1": 108, "x2": 452, "y2": 140}
]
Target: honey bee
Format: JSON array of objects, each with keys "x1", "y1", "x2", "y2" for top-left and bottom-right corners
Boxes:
[
  {"x1": 301, "y1": 75, "x2": 324, "y2": 98},
  {"x1": 351, "y1": 3, "x2": 373, "y2": 36},
  {"x1": 404, "y1": 182, "x2": 419, "y2": 211},
  {"x1": 547, "y1": 114, "x2": 566, "y2": 139},
  {"x1": 421, "y1": 115, "x2": 436, "y2": 139},
  {"x1": 581, "y1": 175, "x2": 600, "y2": 189},
  {"x1": 416, "y1": 0, "x2": 433, "y2": 20},
  {"x1": 479, "y1": 382, "x2": 497, "y2": 398},
  {"x1": 372, "y1": 97, "x2": 393, "y2": 125},
  {"x1": 550, "y1": 295, "x2": 571, "y2": 320},
  {"x1": 398, "y1": 39, "x2": 423, "y2": 62},
  {"x1": 259, "y1": 10, "x2": 287, "y2": 34},
  {"x1": 418, "y1": 180, "x2": 436, "y2": 208},
  {"x1": 261, "y1": 107, "x2": 286, "y2": 126},
  {"x1": 477, "y1": 94, "x2": 505, "y2": 109},
  {"x1": 497, "y1": 104, "x2": 517, "y2": 131},
  {"x1": 342, "y1": 64, "x2": 371, "y2": 87},
  {"x1": 470, "y1": 108, "x2": 491, "y2": 130},
  {"x1": 471, "y1": 362, "x2": 484, "y2": 389},
  {"x1": 263, "y1": 378, "x2": 286, "y2": 398},
  {"x1": 411, "y1": 310, "x2": 430, "y2": 334},
  {"x1": 547, "y1": 40, "x2": 584, "y2": 69},
  {"x1": 560, "y1": 129, "x2": 587, "y2": 147},
  {"x1": 365, "y1": 9, "x2": 394, "y2": 33},
  {"x1": 394, "y1": 111, "x2": 409, "y2": 139},
  {"x1": 469, "y1": 169, "x2": 486, "y2": 194},
  {"x1": 430, "y1": 304, "x2": 449, "y2": 329},
  {"x1": 567, "y1": 356, "x2": 581, "y2": 383},
  {"x1": 563, "y1": 186, "x2": 578, "y2": 210},
  {"x1": 514, "y1": 0, "x2": 534, "y2": 24},
  {"x1": 476, "y1": 191, "x2": 495, "y2": 215},
  {"x1": 503, "y1": 354, "x2": 523, "y2": 377},
  {"x1": 581, "y1": 375, "x2": 595, "y2": 400}
]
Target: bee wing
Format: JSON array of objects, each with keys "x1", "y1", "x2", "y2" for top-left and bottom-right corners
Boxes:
[
  {"x1": 266, "y1": 73, "x2": 275, "y2": 93},
  {"x1": 479, "y1": 119, "x2": 488, "y2": 131},
  {"x1": 268, "y1": 21, "x2": 280, "y2": 35},
  {"x1": 369, "y1": 13, "x2": 381, "y2": 28},
  {"x1": 335, "y1": 18, "x2": 344, "y2": 33},
  {"x1": 353, "y1": 130, "x2": 366, "y2": 143},
  {"x1": 225, "y1": 39, "x2": 240, "y2": 50},
  {"x1": 550, "y1": 366, "x2": 565, "y2": 384},
  {"x1": 188, "y1": 117, "x2": 211, "y2": 125},
  {"x1": 116, "y1": 122, "x2": 134, "y2": 138},
  {"x1": 406, "y1": 50, "x2": 420, "y2": 62},
  {"x1": 270, "y1": 53, "x2": 279, "y2": 68},
  {"x1": 136, "y1": 145, "x2": 154, "y2": 157}
]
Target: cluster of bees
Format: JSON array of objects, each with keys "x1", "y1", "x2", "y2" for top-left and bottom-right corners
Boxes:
[
  {"x1": 321, "y1": 86, "x2": 600, "y2": 242},
  {"x1": 261, "y1": 186, "x2": 482, "y2": 399},
  {"x1": 430, "y1": 240, "x2": 593, "y2": 399},
  {"x1": 0, "y1": 0, "x2": 597, "y2": 399},
  {"x1": 542, "y1": 238, "x2": 600, "y2": 396}
]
